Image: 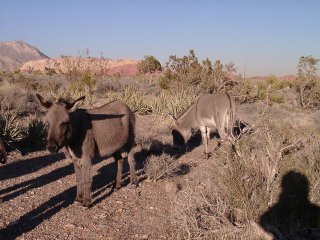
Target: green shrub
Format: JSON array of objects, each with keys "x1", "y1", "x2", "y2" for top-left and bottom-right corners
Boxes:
[
  {"x1": 138, "y1": 55, "x2": 162, "y2": 74},
  {"x1": 158, "y1": 76, "x2": 170, "y2": 90},
  {"x1": 270, "y1": 93, "x2": 284, "y2": 103}
]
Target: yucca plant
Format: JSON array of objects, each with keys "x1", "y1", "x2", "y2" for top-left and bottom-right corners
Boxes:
[{"x1": 26, "y1": 117, "x2": 47, "y2": 150}]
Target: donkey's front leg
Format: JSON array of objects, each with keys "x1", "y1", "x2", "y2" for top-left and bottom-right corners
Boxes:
[
  {"x1": 81, "y1": 157, "x2": 92, "y2": 207},
  {"x1": 72, "y1": 158, "x2": 83, "y2": 203}
]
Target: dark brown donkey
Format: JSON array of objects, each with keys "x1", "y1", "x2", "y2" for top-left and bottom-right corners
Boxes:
[
  {"x1": 36, "y1": 94, "x2": 138, "y2": 207},
  {"x1": 0, "y1": 137, "x2": 7, "y2": 164}
]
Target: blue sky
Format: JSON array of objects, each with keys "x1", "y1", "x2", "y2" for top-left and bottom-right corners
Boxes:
[{"x1": 1, "y1": 0, "x2": 319, "y2": 76}]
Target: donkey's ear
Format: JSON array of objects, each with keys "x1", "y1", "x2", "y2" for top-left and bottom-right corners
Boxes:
[
  {"x1": 66, "y1": 96, "x2": 85, "y2": 110},
  {"x1": 169, "y1": 114, "x2": 177, "y2": 122},
  {"x1": 36, "y1": 93, "x2": 52, "y2": 109}
]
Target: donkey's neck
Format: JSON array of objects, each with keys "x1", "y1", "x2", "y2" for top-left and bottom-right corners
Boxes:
[
  {"x1": 68, "y1": 110, "x2": 92, "y2": 151},
  {"x1": 177, "y1": 103, "x2": 197, "y2": 129}
]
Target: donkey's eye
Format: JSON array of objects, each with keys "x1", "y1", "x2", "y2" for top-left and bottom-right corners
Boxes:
[{"x1": 61, "y1": 122, "x2": 70, "y2": 126}]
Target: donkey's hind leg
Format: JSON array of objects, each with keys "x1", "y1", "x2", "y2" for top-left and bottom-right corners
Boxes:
[
  {"x1": 200, "y1": 126, "x2": 209, "y2": 158},
  {"x1": 127, "y1": 147, "x2": 138, "y2": 187},
  {"x1": 113, "y1": 151, "x2": 124, "y2": 190}
]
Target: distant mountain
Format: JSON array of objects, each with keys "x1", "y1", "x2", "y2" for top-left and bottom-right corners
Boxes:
[
  {"x1": 0, "y1": 41, "x2": 49, "y2": 71},
  {"x1": 20, "y1": 57, "x2": 139, "y2": 76}
]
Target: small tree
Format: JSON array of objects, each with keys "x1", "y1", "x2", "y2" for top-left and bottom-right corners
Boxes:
[
  {"x1": 138, "y1": 55, "x2": 162, "y2": 74},
  {"x1": 296, "y1": 55, "x2": 319, "y2": 108}
]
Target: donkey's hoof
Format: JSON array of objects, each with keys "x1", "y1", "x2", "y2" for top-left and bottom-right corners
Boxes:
[
  {"x1": 75, "y1": 195, "x2": 83, "y2": 203},
  {"x1": 202, "y1": 152, "x2": 211, "y2": 159},
  {"x1": 82, "y1": 199, "x2": 92, "y2": 208},
  {"x1": 128, "y1": 183, "x2": 138, "y2": 189}
]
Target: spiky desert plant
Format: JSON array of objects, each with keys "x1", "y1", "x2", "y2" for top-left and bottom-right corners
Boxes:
[{"x1": 26, "y1": 117, "x2": 47, "y2": 150}]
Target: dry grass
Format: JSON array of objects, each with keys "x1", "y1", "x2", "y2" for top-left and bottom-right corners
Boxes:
[{"x1": 144, "y1": 153, "x2": 179, "y2": 181}]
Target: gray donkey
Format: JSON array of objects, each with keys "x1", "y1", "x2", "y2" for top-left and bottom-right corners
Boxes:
[
  {"x1": 0, "y1": 137, "x2": 7, "y2": 164},
  {"x1": 36, "y1": 94, "x2": 138, "y2": 207},
  {"x1": 171, "y1": 93, "x2": 236, "y2": 158}
]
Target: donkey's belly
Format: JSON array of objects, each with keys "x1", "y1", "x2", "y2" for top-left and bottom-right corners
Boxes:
[{"x1": 95, "y1": 137, "x2": 127, "y2": 158}]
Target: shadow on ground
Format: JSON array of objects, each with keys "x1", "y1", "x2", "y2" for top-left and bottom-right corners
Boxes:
[
  {"x1": 0, "y1": 153, "x2": 65, "y2": 181},
  {"x1": 0, "y1": 132, "x2": 200, "y2": 239},
  {"x1": 259, "y1": 171, "x2": 320, "y2": 239},
  {"x1": 0, "y1": 152, "x2": 140, "y2": 239}
]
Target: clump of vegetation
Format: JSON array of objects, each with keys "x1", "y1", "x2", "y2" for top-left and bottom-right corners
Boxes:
[
  {"x1": 138, "y1": 55, "x2": 162, "y2": 74},
  {"x1": 144, "y1": 153, "x2": 178, "y2": 181},
  {"x1": 107, "y1": 85, "x2": 151, "y2": 114},
  {"x1": 163, "y1": 50, "x2": 236, "y2": 92},
  {"x1": 172, "y1": 184, "x2": 236, "y2": 239},
  {"x1": 150, "y1": 87, "x2": 197, "y2": 116},
  {"x1": 294, "y1": 55, "x2": 320, "y2": 108}
]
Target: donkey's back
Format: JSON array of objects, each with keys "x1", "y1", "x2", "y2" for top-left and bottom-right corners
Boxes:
[
  {"x1": 86, "y1": 100, "x2": 135, "y2": 157},
  {"x1": 196, "y1": 93, "x2": 235, "y2": 157}
]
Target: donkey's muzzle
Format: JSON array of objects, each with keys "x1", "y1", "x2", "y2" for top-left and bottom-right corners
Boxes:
[
  {"x1": 173, "y1": 144, "x2": 183, "y2": 152},
  {"x1": 0, "y1": 155, "x2": 6, "y2": 164},
  {"x1": 47, "y1": 143, "x2": 59, "y2": 154}
]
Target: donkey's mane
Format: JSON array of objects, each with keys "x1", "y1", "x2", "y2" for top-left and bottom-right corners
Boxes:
[{"x1": 176, "y1": 101, "x2": 196, "y2": 120}]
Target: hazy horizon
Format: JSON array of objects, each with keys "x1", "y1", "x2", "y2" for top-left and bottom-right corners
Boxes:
[{"x1": 1, "y1": 0, "x2": 319, "y2": 76}]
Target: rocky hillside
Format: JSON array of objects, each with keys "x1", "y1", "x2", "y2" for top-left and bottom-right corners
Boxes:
[
  {"x1": 20, "y1": 57, "x2": 139, "y2": 76},
  {"x1": 0, "y1": 41, "x2": 49, "y2": 71}
]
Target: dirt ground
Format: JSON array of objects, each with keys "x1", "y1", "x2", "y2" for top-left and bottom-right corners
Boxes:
[{"x1": 0, "y1": 115, "x2": 209, "y2": 240}]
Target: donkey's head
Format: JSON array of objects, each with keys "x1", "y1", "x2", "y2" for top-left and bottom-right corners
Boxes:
[
  {"x1": 36, "y1": 93, "x2": 85, "y2": 154},
  {"x1": 170, "y1": 115, "x2": 190, "y2": 150}
]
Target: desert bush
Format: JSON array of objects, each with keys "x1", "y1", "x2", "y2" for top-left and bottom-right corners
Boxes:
[
  {"x1": 150, "y1": 87, "x2": 197, "y2": 116},
  {"x1": 0, "y1": 83, "x2": 38, "y2": 112},
  {"x1": 294, "y1": 55, "x2": 320, "y2": 108},
  {"x1": 270, "y1": 93, "x2": 284, "y2": 103},
  {"x1": 164, "y1": 50, "x2": 236, "y2": 92},
  {"x1": 12, "y1": 73, "x2": 40, "y2": 91},
  {"x1": 47, "y1": 83, "x2": 93, "y2": 107},
  {"x1": 172, "y1": 183, "x2": 237, "y2": 240},
  {"x1": 266, "y1": 75, "x2": 292, "y2": 90},
  {"x1": 158, "y1": 76, "x2": 170, "y2": 90},
  {"x1": 26, "y1": 117, "x2": 46, "y2": 150},
  {"x1": 95, "y1": 78, "x2": 122, "y2": 96},
  {"x1": 45, "y1": 67, "x2": 56, "y2": 76},
  {"x1": 107, "y1": 85, "x2": 151, "y2": 114},
  {"x1": 144, "y1": 153, "x2": 178, "y2": 180},
  {"x1": 138, "y1": 55, "x2": 162, "y2": 74},
  {"x1": 0, "y1": 110, "x2": 22, "y2": 143}
]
